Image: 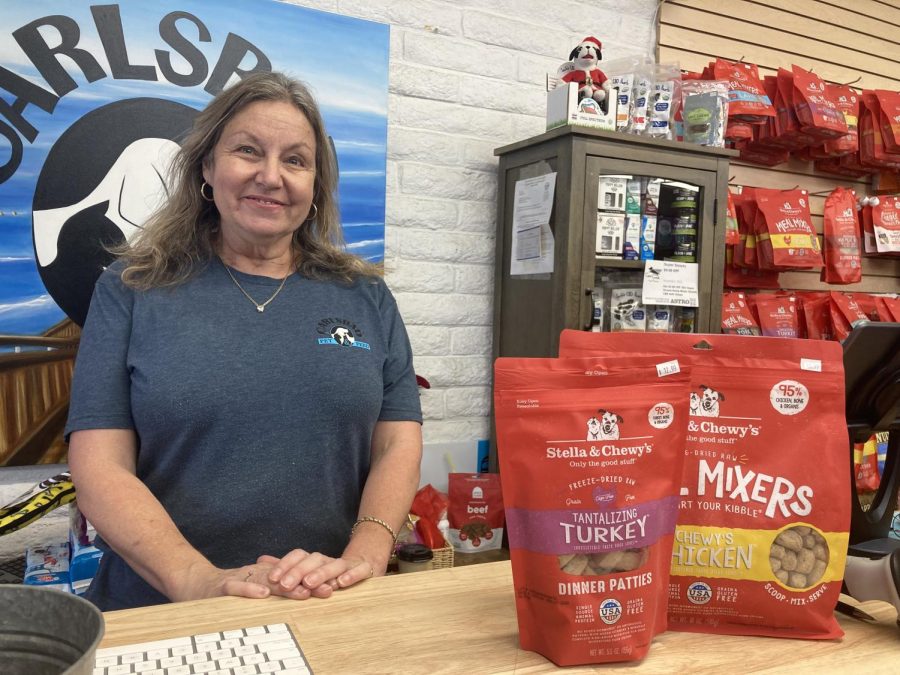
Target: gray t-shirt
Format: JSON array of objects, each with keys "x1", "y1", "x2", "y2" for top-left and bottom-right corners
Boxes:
[{"x1": 65, "y1": 260, "x2": 422, "y2": 610}]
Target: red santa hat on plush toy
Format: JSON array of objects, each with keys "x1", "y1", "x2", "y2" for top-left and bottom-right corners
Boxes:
[
  {"x1": 560, "y1": 36, "x2": 610, "y2": 106},
  {"x1": 569, "y1": 36, "x2": 602, "y2": 63}
]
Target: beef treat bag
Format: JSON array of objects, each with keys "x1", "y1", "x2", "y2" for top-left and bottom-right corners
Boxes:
[
  {"x1": 447, "y1": 473, "x2": 504, "y2": 553},
  {"x1": 494, "y1": 356, "x2": 692, "y2": 665},
  {"x1": 560, "y1": 331, "x2": 849, "y2": 640}
]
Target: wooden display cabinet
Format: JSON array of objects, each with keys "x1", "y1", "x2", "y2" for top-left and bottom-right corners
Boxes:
[{"x1": 492, "y1": 126, "x2": 736, "y2": 361}]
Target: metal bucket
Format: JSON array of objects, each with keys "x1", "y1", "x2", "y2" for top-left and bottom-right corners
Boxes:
[{"x1": 0, "y1": 585, "x2": 104, "y2": 675}]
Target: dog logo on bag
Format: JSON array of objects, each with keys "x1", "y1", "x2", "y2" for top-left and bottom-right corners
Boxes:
[
  {"x1": 587, "y1": 409, "x2": 623, "y2": 440},
  {"x1": 690, "y1": 392, "x2": 701, "y2": 416},
  {"x1": 691, "y1": 385, "x2": 725, "y2": 417}
]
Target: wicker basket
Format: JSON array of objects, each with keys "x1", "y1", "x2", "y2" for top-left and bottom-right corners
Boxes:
[{"x1": 432, "y1": 541, "x2": 454, "y2": 569}]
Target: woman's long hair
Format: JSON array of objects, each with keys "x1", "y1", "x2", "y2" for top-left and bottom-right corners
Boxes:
[{"x1": 116, "y1": 71, "x2": 380, "y2": 288}]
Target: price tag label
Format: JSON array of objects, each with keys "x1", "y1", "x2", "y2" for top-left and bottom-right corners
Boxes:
[
  {"x1": 656, "y1": 359, "x2": 681, "y2": 377},
  {"x1": 800, "y1": 358, "x2": 822, "y2": 372}
]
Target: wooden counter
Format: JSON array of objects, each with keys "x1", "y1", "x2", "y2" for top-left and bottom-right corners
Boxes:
[{"x1": 100, "y1": 561, "x2": 899, "y2": 674}]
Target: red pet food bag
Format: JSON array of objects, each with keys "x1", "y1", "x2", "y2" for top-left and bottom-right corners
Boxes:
[
  {"x1": 721, "y1": 291, "x2": 760, "y2": 335},
  {"x1": 875, "y1": 295, "x2": 900, "y2": 322},
  {"x1": 822, "y1": 84, "x2": 860, "y2": 157},
  {"x1": 875, "y1": 90, "x2": 900, "y2": 154},
  {"x1": 800, "y1": 295, "x2": 835, "y2": 341},
  {"x1": 774, "y1": 68, "x2": 816, "y2": 150},
  {"x1": 791, "y1": 65, "x2": 848, "y2": 140},
  {"x1": 559, "y1": 331, "x2": 850, "y2": 640},
  {"x1": 830, "y1": 291, "x2": 870, "y2": 341},
  {"x1": 447, "y1": 473, "x2": 505, "y2": 553},
  {"x1": 724, "y1": 191, "x2": 740, "y2": 246},
  {"x1": 821, "y1": 187, "x2": 862, "y2": 284},
  {"x1": 494, "y1": 357, "x2": 692, "y2": 665},
  {"x1": 755, "y1": 188, "x2": 823, "y2": 270},
  {"x1": 712, "y1": 58, "x2": 774, "y2": 123},
  {"x1": 871, "y1": 195, "x2": 900, "y2": 255},
  {"x1": 754, "y1": 294, "x2": 799, "y2": 338}
]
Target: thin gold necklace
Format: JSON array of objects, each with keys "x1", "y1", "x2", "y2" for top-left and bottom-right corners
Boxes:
[{"x1": 220, "y1": 258, "x2": 291, "y2": 313}]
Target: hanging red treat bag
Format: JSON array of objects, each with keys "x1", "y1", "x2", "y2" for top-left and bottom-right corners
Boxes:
[
  {"x1": 752, "y1": 76, "x2": 787, "y2": 151},
  {"x1": 793, "y1": 291, "x2": 830, "y2": 340},
  {"x1": 875, "y1": 90, "x2": 900, "y2": 154},
  {"x1": 494, "y1": 357, "x2": 692, "y2": 666},
  {"x1": 731, "y1": 188, "x2": 754, "y2": 268},
  {"x1": 755, "y1": 188, "x2": 823, "y2": 270},
  {"x1": 791, "y1": 65, "x2": 848, "y2": 140},
  {"x1": 829, "y1": 291, "x2": 869, "y2": 341},
  {"x1": 725, "y1": 260, "x2": 781, "y2": 289},
  {"x1": 815, "y1": 157, "x2": 872, "y2": 179},
  {"x1": 721, "y1": 291, "x2": 760, "y2": 335},
  {"x1": 854, "y1": 293, "x2": 881, "y2": 321},
  {"x1": 738, "y1": 145, "x2": 790, "y2": 167},
  {"x1": 871, "y1": 195, "x2": 900, "y2": 256},
  {"x1": 860, "y1": 91, "x2": 900, "y2": 170},
  {"x1": 859, "y1": 197, "x2": 879, "y2": 255},
  {"x1": 822, "y1": 85, "x2": 860, "y2": 157},
  {"x1": 447, "y1": 474, "x2": 504, "y2": 553},
  {"x1": 875, "y1": 295, "x2": 900, "y2": 322},
  {"x1": 821, "y1": 187, "x2": 862, "y2": 284},
  {"x1": 801, "y1": 295, "x2": 835, "y2": 340},
  {"x1": 774, "y1": 68, "x2": 816, "y2": 150},
  {"x1": 754, "y1": 294, "x2": 799, "y2": 338},
  {"x1": 559, "y1": 330, "x2": 850, "y2": 640},
  {"x1": 724, "y1": 190, "x2": 740, "y2": 246},
  {"x1": 713, "y1": 58, "x2": 774, "y2": 124}
]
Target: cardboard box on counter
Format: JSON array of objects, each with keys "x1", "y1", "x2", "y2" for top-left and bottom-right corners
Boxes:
[{"x1": 547, "y1": 82, "x2": 617, "y2": 131}]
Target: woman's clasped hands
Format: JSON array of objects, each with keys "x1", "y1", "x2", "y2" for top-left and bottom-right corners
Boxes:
[{"x1": 188, "y1": 549, "x2": 380, "y2": 602}]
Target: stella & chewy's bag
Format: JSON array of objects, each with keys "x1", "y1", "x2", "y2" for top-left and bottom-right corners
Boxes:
[
  {"x1": 559, "y1": 330, "x2": 850, "y2": 639},
  {"x1": 494, "y1": 356, "x2": 691, "y2": 665},
  {"x1": 721, "y1": 291, "x2": 760, "y2": 335},
  {"x1": 821, "y1": 187, "x2": 862, "y2": 284},
  {"x1": 755, "y1": 188, "x2": 823, "y2": 270},
  {"x1": 447, "y1": 473, "x2": 504, "y2": 553}
]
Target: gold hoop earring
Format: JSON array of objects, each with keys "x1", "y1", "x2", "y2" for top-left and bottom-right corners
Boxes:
[
  {"x1": 306, "y1": 203, "x2": 318, "y2": 222},
  {"x1": 200, "y1": 181, "x2": 214, "y2": 202}
]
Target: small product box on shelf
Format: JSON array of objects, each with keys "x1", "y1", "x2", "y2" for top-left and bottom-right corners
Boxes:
[
  {"x1": 598, "y1": 176, "x2": 627, "y2": 211},
  {"x1": 623, "y1": 215, "x2": 641, "y2": 260},
  {"x1": 546, "y1": 82, "x2": 617, "y2": 131},
  {"x1": 640, "y1": 215, "x2": 657, "y2": 260},
  {"x1": 596, "y1": 212, "x2": 625, "y2": 258}
]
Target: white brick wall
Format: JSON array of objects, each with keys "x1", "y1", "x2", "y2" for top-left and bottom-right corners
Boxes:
[
  {"x1": 0, "y1": 1, "x2": 657, "y2": 558},
  {"x1": 360, "y1": 0, "x2": 658, "y2": 443}
]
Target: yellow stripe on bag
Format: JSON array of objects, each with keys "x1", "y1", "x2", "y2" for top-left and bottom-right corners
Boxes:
[
  {"x1": 670, "y1": 524, "x2": 847, "y2": 587},
  {"x1": 770, "y1": 233, "x2": 815, "y2": 249}
]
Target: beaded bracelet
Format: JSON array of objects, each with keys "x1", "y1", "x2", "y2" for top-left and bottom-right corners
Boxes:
[{"x1": 351, "y1": 516, "x2": 397, "y2": 542}]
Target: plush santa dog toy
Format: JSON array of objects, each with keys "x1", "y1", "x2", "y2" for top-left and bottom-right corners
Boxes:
[{"x1": 558, "y1": 36, "x2": 611, "y2": 112}]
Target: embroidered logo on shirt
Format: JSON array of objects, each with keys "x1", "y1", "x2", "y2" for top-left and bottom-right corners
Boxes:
[{"x1": 316, "y1": 317, "x2": 371, "y2": 350}]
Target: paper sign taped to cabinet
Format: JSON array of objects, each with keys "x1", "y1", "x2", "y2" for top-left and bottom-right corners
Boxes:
[
  {"x1": 511, "y1": 173, "x2": 556, "y2": 276},
  {"x1": 641, "y1": 260, "x2": 699, "y2": 307}
]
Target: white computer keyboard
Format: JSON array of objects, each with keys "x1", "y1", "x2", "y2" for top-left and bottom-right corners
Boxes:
[{"x1": 93, "y1": 622, "x2": 312, "y2": 675}]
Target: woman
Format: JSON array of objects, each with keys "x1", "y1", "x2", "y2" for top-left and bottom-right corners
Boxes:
[{"x1": 66, "y1": 72, "x2": 423, "y2": 610}]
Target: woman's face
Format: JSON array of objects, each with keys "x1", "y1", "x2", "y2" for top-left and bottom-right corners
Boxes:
[{"x1": 203, "y1": 99, "x2": 317, "y2": 249}]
